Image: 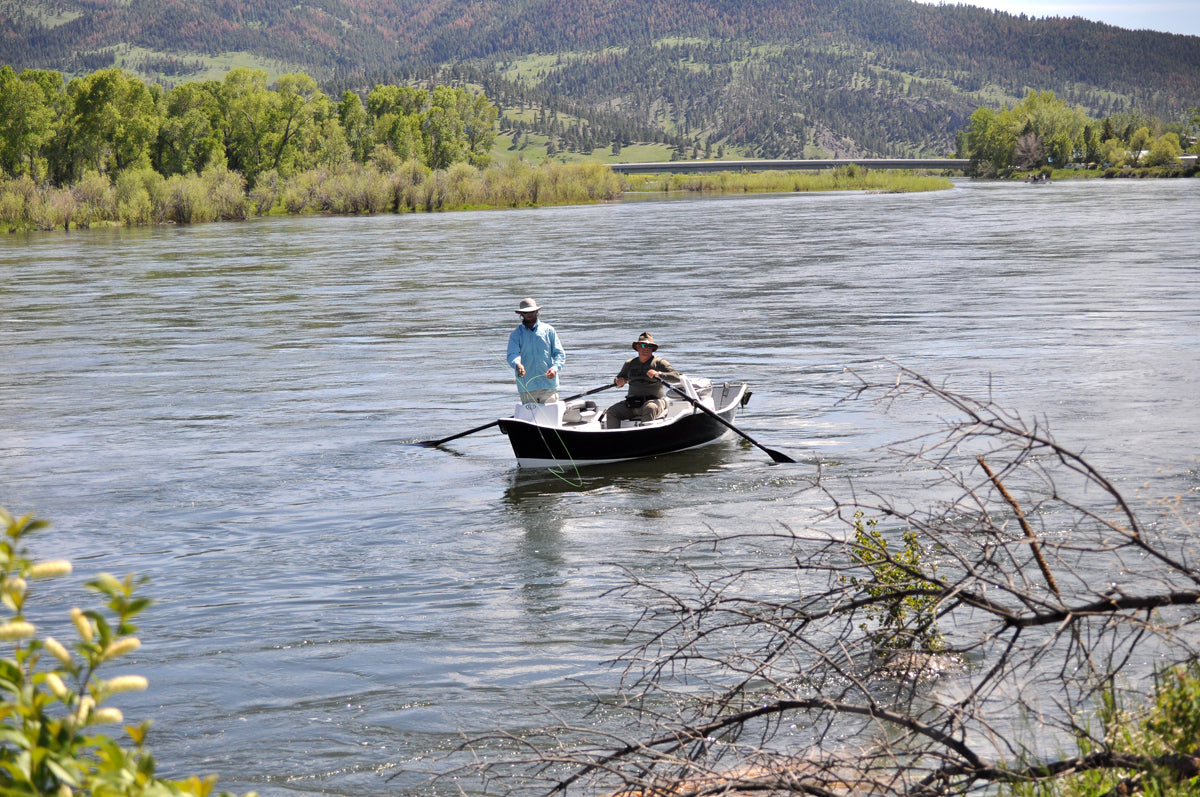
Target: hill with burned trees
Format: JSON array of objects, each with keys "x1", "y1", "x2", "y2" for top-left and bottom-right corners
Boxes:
[{"x1": 3, "y1": 0, "x2": 1199, "y2": 157}]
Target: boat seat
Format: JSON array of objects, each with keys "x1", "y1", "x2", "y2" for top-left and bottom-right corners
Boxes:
[
  {"x1": 562, "y1": 400, "x2": 598, "y2": 424},
  {"x1": 621, "y1": 416, "x2": 668, "y2": 428},
  {"x1": 677, "y1": 375, "x2": 713, "y2": 401},
  {"x1": 513, "y1": 400, "x2": 565, "y2": 426}
]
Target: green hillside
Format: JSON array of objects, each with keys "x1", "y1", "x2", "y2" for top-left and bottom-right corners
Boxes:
[{"x1": 2, "y1": 0, "x2": 1198, "y2": 157}]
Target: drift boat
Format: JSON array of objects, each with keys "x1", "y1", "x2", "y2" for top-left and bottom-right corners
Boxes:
[{"x1": 497, "y1": 377, "x2": 752, "y2": 468}]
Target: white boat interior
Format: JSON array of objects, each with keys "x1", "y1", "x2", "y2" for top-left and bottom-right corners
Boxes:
[{"x1": 512, "y1": 376, "x2": 721, "y2": 431}]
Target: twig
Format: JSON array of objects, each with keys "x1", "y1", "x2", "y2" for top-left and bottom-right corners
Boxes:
[{"x1": 979, "y1": 456, "x2": 1061, "y2": 598}]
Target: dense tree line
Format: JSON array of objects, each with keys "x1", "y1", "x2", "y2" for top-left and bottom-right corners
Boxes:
[
  {"x1": 958, "y1": 90, "x2": 1198, "y2": 175},
  {"x1": 0, "y1": 65, "x2": 496, "y2": 187}
]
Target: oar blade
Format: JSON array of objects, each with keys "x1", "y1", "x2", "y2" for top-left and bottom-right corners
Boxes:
[{"x1": 766, "y1": 448, "x2": 797, "y2": 464}]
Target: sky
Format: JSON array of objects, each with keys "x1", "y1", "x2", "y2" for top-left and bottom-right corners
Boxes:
[{"x1": 913, "y1": 1, "x2": 1200, "y2": 37}]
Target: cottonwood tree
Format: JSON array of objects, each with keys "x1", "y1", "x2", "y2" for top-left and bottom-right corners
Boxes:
[
  {"x1": 60, "y1": 68, "x2": 162, "y2": 181},
  {"x1": 426, "y1": 366, "x2": 1200, "y2": 796},
  {"x1": 0, "y1": 66, "x2": 62, "y2": 180}
]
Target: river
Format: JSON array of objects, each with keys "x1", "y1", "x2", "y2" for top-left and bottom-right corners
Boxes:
[{"x1": 2, "y1": 177, "x2": 1198, "y2": 794}]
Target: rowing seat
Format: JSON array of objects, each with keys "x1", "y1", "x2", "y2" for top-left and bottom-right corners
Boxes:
[
  {"x1": 562, "y1": 400, "x2": 598, "y2": 424},
  {"x1": 514, "y1": 400, "x2": 565, "y2": 427}
]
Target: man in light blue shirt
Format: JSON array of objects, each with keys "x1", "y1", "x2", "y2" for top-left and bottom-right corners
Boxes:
[{"x1": 507, "y1": 297, "x2": 566, "y2": 404}]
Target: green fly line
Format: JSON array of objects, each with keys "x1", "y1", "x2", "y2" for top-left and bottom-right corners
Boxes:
[{"x1": 504, "y1": 355, "x2": 586, "y2": 487}]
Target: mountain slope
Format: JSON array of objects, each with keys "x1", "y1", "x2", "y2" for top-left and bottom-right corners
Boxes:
[{"x1": 3, "y1": 0, "x2": 1198, "y2": 157}]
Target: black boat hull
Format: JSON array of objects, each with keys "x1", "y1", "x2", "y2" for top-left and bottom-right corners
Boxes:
[{"x1": 497, "y1": 382, "x2": 748, "y2": 468}]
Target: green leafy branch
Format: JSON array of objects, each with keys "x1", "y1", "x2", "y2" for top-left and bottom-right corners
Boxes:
[
  {"x1": 0, "y1": 507, "x2": 251, "y2": 797},
  {"x1": 844, "y1": 511, "x2": 944, "y2": 653}
]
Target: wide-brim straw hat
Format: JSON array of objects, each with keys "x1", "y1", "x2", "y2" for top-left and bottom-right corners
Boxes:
[
  {"x1": 632, "y1": 332, "x2": 658, "y2": 351},
  {"x1": 515, "y1": 297, "x2": 542, "y2": 314}
]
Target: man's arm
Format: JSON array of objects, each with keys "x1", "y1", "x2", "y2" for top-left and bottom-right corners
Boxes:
[
  {"x1": 506, "y1": 328, "x2": 524, "y2": 375},
  {"x1": 548, "y1": 328, "x2": 565, "y2": 374}
]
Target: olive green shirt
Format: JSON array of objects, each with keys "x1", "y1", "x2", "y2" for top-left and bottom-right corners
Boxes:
[{"x1": 616, "y1": 355, "x2": 680, "y2": 399}]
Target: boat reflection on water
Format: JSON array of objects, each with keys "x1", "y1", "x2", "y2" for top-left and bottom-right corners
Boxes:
[{"x1": 500, "y1": 441, "x2": 741, "y2": 615}]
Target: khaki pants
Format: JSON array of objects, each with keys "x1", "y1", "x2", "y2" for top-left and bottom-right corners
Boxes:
[
  {"x1": 604, "y1": 397, "x2": 666, "y2": 428},
  {"x1": 519, "y1": 388, "x2": 559, "y2": 404}
]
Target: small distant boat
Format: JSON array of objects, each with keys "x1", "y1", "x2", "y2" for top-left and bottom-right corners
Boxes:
[{"x1": 497, "y1": 377, "x2": 751, "y2": 468}]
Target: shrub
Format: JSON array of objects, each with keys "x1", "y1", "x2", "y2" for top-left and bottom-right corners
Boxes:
[
  {"x1": 201, "y1": 164, "x2": 249, "y2": 221},
  {"x1": 0, "y1": 507, "x2": 252, "y2": 796},
  {"x1": 0, "y1": 175, "x2": 40, "y2": 231},
  {"x1": 114, "y1": 168, "x2": 168, "y2": 226},
  {"x1": 843, "y1": 511, "x2": 944, "y2": 653},
  {"x1": 72, "y1": 171, "x2": 115, "y2": 228},
  {"x1": 248, "y1": 170, "x2": 281, "y2": 216},
  {"x1": 164, "y1": 174, "x2": 205, "y2": 224},
  {"x1": 390, "y1": 159, "x2": 432, "y2": 212}
]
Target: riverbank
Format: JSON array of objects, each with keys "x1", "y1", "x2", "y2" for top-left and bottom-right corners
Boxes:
[
  {"x1": 624, "y1": 163, "x2": 953, "y2": 194},
  {"x1": 1008, "y1": 162, "x2": 1200, "y2": 182},
  {"x1": 1, "y1": 159, "x2": 952, "y2": 232}
]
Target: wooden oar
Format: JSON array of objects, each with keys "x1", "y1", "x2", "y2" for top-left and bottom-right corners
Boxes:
[
  {"x1": 655, "y1": 377, "x2": 796, "y2": 464},
  {"x1": 415, "y1": 383, "x2": 615, "y2": 448}
]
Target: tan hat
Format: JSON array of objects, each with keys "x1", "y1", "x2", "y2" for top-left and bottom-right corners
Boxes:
[
  {"x1": 515, "y1": 297, "x2": 541, "y2": 314},
  {"x1": 632, "y1": 332, "x2": 658, "y2": 351}
]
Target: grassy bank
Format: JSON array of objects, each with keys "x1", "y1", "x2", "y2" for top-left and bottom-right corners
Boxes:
[
  {"x1": 625, "y1": 163, "x2": 954, "y2": 194},
  {"x1": 1, "y1": 159, "x2": 952, "y2": 232},
  {"x1": 0, "y1": 160, "x2": 624, "y2": 232}
]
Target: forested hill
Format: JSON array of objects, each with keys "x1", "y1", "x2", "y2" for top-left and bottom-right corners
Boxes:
[{"x1": 4, "y1": 0, "x2": 1199, "y2": 158}]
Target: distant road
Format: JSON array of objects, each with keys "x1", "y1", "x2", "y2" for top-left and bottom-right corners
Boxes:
[{"x1": 609, "y1": 158, "x2": 969, "y2": 174}]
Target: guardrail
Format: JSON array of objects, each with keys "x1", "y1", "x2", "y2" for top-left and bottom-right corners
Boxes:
[{"x1": 608, "y1": 158, "x2": 970, "y2": 174}]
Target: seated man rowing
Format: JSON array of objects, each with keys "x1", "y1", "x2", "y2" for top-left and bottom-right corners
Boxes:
[{"x1": 604, "y1": 332, "x2": 682, "y2": 429}]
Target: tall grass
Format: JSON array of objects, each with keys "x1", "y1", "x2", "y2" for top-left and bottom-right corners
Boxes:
[
  {"x1": 626, "y1": 164, "x2": 953, "y2": 194},
  {"x1": 1001, "y1": 660, "x2": 1200, "y2": 797},
  {"x1": 2, "y1": 160, "x2": 946, "y2": 231},
  {"x1": 1, "y1": 164, "x2": 248, "y2": 230},
  {"x1": 254, "y1": 159, "x2": 623, "y2": 215}
]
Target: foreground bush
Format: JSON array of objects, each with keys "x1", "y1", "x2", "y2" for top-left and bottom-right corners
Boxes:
[
  {"x1": 423, "y1": 367, "x2": 1200, "y2": 796},
  {"x1": 0, "y1": 507, "x2": 251, "y2": 796}
]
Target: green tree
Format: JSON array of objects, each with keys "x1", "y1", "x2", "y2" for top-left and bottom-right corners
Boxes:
[
  {"x1": 0, "y1": 67, "x2": 63, "y2": 181},
  {"x1": 1010, "y1": 90, "x2": 1087, "y2": 166},
  {"x1": 455, "y1": 88, "x2": 498, "y2": 167},
  {"x1": 366, "y1": 85, "x2": 428, "y2": 163},
  {"x1": 217, "y1": 68, "x2": 276, "y2": 187},
  {"x1": 1100, "y1": 137, "x2": 1127, "y2": 167},
  {"x1": 60, "y1": 68, "x2": 161, "y2": 182},
  {"x1": 268, "y1": 73, "x2": 345, "y2": 175},
  {"x1": 964, "y1": 105, "x2": 1013, "y2": 174},
  {"x1": 423, "y1": 86, "x2": 468, "y2": 170},
  {"x1": 963, "y1": 90, "x2": 1091, "y2": 173},
  {"x1": 154, "y1": 80, "x2": 226, "y2": 177},
  {"x1": 1079, "y1": 123, "x2": 1101, "y2": 165},
  {"x1": 1143, "y1": 132, "x2": 1183, "y2": 166},
  {"x1": 338, "y1": 90, "x2": 374, "y2": 163},
  {"x1": 1128, "y1": 126, "x2": 1152, "y2": 166}
]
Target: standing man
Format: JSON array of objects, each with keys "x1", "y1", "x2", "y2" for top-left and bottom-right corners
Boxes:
[
  {"x1": 604, "y1": 332, "x2": 681, "y2": 428},
  {"x1": 507, "y1": 297, "x2": 565, "y2": 404}
]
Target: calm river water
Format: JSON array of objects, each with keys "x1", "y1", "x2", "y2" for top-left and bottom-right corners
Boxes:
[{"x1": 2, "y1": 178, "x2": 1198, "y2": 794}]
